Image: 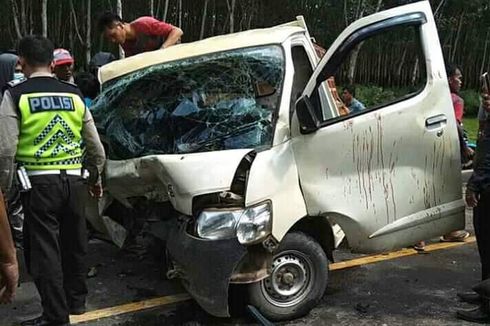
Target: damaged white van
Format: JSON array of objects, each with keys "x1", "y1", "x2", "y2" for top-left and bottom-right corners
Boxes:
[{"x1": 92, "y1": 1, "x2": 464, "y2": 321}]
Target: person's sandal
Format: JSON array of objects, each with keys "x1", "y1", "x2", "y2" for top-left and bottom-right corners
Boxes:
[
  {"x1": 413, "y1": 241, "x2": 426, "y2": 252},
  {"x1": 440, "y1": 230, "x2": 470, "y2": 242}
]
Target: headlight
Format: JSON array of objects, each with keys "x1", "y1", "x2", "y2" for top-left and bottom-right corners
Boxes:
[
  {"x1": 196, "y1": 209, "x2": 242, "y2": 240},
  {"x1": 196, "y1": 202, "x2": 272, "y2": 244},
  {"x1": 236, "y1": 203, "x2": 272, "y2": 245}
]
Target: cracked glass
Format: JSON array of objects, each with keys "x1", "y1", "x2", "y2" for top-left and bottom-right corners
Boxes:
[{"x1": 92, "y1": 46, "x2": 284, "y2": 160}]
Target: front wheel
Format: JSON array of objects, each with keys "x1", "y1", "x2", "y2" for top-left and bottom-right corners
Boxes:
[{"x1": 247, "y1": 232, "x2": 328, "y2": 321}]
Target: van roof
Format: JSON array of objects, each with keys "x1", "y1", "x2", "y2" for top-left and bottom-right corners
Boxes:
[{"x1": 99, "y1": 21, "x2": 305, "y2": 84}]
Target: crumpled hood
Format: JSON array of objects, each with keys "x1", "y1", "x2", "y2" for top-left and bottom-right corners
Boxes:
[{"x1": 104, "y1": 149, "x2": 253, "y2": 215}]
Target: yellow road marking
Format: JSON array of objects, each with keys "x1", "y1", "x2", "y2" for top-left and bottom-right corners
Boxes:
[
  {"x1": 70, "y1": 237, "x2": 476, "y2": 323},
  {"x1": 70, "y1": 293, "x2": 191, "y2": 324},
  {"x1": 329, "y1": 236, "x2": 476, "y2": 271}
]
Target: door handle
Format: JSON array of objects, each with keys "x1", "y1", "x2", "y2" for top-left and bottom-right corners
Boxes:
[{"x1": 425, "y1": 114, "x2": 447, "y2": 131}]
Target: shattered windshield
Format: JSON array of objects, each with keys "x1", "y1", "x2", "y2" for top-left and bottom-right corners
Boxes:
[{"x1": 92, "y1": 46, "x2": 284, "y2": 160}]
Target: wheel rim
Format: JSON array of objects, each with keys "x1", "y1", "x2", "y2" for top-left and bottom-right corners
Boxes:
[{"x1": 260, "y1": 250, "x2": 314, "y2": 308}]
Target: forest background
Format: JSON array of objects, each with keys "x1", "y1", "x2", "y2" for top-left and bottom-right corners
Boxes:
[{"x1": 0, "y1": 0, "x2": 487, "y2": 121}]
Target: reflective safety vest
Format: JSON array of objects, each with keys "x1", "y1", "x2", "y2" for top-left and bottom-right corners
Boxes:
[{"x1": 8, "y1": 77, "x2": 86, "y2": 170}]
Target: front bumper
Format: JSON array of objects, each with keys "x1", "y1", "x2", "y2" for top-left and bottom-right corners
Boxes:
[{"x1": 166, "y1": 218, "x2": 247, "y2": 317}]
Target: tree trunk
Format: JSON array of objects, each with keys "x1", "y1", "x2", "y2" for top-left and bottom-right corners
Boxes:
[
  {"x1": 155, "y1": 0, "x2": 161, "y2": 18},
  {"x1": 70, "y1": 0, "x2": 84, "y2": 45},
  {"x1": 10, "y1": 0, "x2": 23, "y2": 40},
  {"x1": 150, "y1": 0, "x2": 154, "y2": 16},
  {"x1": 210, "y1": 0, "x2": 216, "y2": 36},
  {"x1": 411, "y1": 57, "x2": 419, "y2": 86},
  {"x1": 178, "y1": 0, "x2": 182, "y2": 28},
  {"x1": 86, "y1": 0, "x2": 92, "y2": 68},
  {"x1": 41, "y1": 0, "x2": 48, "y2": 37},
  {"x1": 226, "y1": 0, "x2": 236, "y2": 33},
  {"x1": 396, "y1": 47, "x2": 407, "y2": 86},
  {"x1": 69, "y1": 14, "x2": 74, "y2": 58},
  {"x1": 20, "y1": 0, "x2": 27, "y2": 35},
  {"x1": 434, "y1": 0, "x2": 446, "y2": 21},
  {"x1": 343, "y1": 0, "x2": 349, "y2": 26},
  {"x1": 221, "y1": 15, "x2": 230, "y2": 34},
  {"x1": 451, "y1": 11, "x2": 464, "y2": 63},
  {"x1": 199, "y1": 0, "x2": 209, "y2": 39},
  {"x1": 29, "y1": 0, "x2": 34, "y2": 34},
  {"x1": 348, "y1": 42, "x2": 363, "y2": 84},
  {"x1": 163, "y1": 0, "x2": 169, "y2": 21},
  {"x1": 354, "y1": 0, "x2": 364, "y2": 24},
  {"x1": 247, "y1": 10, "x2": 253, "y2": 30},
  {"x1": 117, "y1": 0, "x2": 124, "y2": 59},
  {"x1": 346, "y1": 0, "x2": 382, "y2": 84},
  {"x1": 481, "y1": 28, "x2": 490, "y2": 76}
]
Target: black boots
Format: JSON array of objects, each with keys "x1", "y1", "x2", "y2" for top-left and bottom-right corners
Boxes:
[
  {"x1": 457, "y1": 279, "x2": 490, "y2": 323},
  {"x1": 20, "y1": 316, "x2": 70, "y2": 326},
  {"x1": 458, "y1": 292, "x2": 483, "y2": 305},
  {"x1": 457, "y1": 302, "x2": 490, "y2": 324}
]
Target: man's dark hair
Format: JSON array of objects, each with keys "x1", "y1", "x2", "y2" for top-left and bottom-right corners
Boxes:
[
  {"x1": 98, "y1": 12, "x2": 123, "y2": 32},
  {"x1": 17, "y1": 35, "x2": 54, "y2": 67},
  {"x1": 343, "y1": 85, "x2": 356, "y2": 98},
  {"x1": 446, "y1": 64, "x2": 461, "y2": 78},
  {"x1": 75, "y1": 72, "x2": 100, "y2": 99}
]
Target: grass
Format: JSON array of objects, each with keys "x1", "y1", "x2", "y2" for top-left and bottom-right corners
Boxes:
[{"x1": 463, "y1": 117, "x2": 479, "y2": 143}]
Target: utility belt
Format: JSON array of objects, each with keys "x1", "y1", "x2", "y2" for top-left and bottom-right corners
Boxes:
[
  {"x1": 17, "y1": 167, "x2": 89, "y2": 192},
  {"x1": 27, "y1": 169, "x2": 83, "y2": 177}
]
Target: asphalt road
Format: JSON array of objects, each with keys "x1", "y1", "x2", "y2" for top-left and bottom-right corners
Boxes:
[{"x1": 0, "y1": 208, "x2": 483, "y2": 326}]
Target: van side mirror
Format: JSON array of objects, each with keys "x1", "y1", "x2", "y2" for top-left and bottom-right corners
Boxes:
[{"x1": 296, "y1": 95, "x2": 320, "y2": 134}]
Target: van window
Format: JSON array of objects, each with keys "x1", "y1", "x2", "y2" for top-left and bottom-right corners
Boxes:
[
  {"x1": 93, "y1": 46, "x2": 285, "y2": 160},
  {"x1": 317, "y1": 24, "x2": 427, "y2": 122},
  {"x1": 291, "y1": 45, "x2": 330, "y2": 121},
  {"x1": 291, "y1": 46, "x2": 314, "y2": 117}
]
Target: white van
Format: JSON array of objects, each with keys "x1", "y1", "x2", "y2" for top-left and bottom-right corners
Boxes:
[{"x1": 93, "y1": 1, "x2": 464, "y2": 321}]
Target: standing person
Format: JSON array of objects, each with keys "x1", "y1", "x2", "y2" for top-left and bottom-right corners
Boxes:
[
  {"x1": 0, "y1": 52, "x2": 24, "y2": 101},
  {"x1": 97, "y1": 12, "x2": 183, "y2": 57},
  {"x1": 88, "y1": 52, "x2": 116, "y2": 77},
  {"x1": 440, "y1": 64, "x2": 471, "y2": 242},
  {"x1": 0, "y1": 188, "x2": 19, "y2": 304},
  {"x1": 0, "y1": 35, "x2": 106, "y2": 326},
  {"x1": 52, "y1": 48, "x2": 75, "y2": 83},
  {"x1": 456, "y1": 95, "x2": 490, "y2": 323},
  {"x1": 74, "y1": 72, "x2": 99, "y2": 108},
  {"x1": 0, "y1": 52, "x2": 25, "y2": 250},
  {"x1": 342, "y1": 85, "x2": 365, "y2": 113}
]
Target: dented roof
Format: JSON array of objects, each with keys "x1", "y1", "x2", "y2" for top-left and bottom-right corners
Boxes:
[{"x1": 99, "y1": 22, "x2": 305, "y2": 84}]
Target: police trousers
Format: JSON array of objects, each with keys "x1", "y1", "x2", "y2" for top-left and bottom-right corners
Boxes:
[
  {"x1": 6, "y1": 185, "x2": 24, "y2": 248},
  {"x1": 21, "y1": 172, "x2": 88, "y2": 323},
  {"x1": 474, "y1": 187, "x2": 490, "y2": 281}
]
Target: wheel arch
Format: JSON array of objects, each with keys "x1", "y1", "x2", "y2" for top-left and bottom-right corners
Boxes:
[{"x1": 288, "y1": 216, "x2": 336, "y2": 262}]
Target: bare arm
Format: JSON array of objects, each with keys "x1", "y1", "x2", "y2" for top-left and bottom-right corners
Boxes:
[
  {"x1": 82, "y1": 109, "x2": 106, "y2": 197},
  {"x1": 161, "y1": 27, "x2": 183, "y2": 49},
  {"x1": 0, "y1": 190, "x2": 18, "y2": 304}
]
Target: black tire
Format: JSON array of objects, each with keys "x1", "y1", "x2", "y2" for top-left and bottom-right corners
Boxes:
[{"x1": 247, "y1": 232, "x2": 328, "y2": 321}]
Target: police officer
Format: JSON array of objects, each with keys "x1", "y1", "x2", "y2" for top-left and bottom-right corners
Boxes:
[
  {"x1": 0, "y1": 36, "x2": 106, "y2": 326},
  {"x1": 456, "y1": 96, "x2": 490, "y2": 323}
]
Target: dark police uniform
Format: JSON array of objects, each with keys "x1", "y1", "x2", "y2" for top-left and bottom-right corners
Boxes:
[
  {"x1": 468, "y1": 120, "x2": 490, "y2": 281},
  {"x1": 457, "y1": 120, "x2": 490, "y2": 324},
  {"x1": 0, "y1": 73, "x2": 105, "y2": 325}
]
